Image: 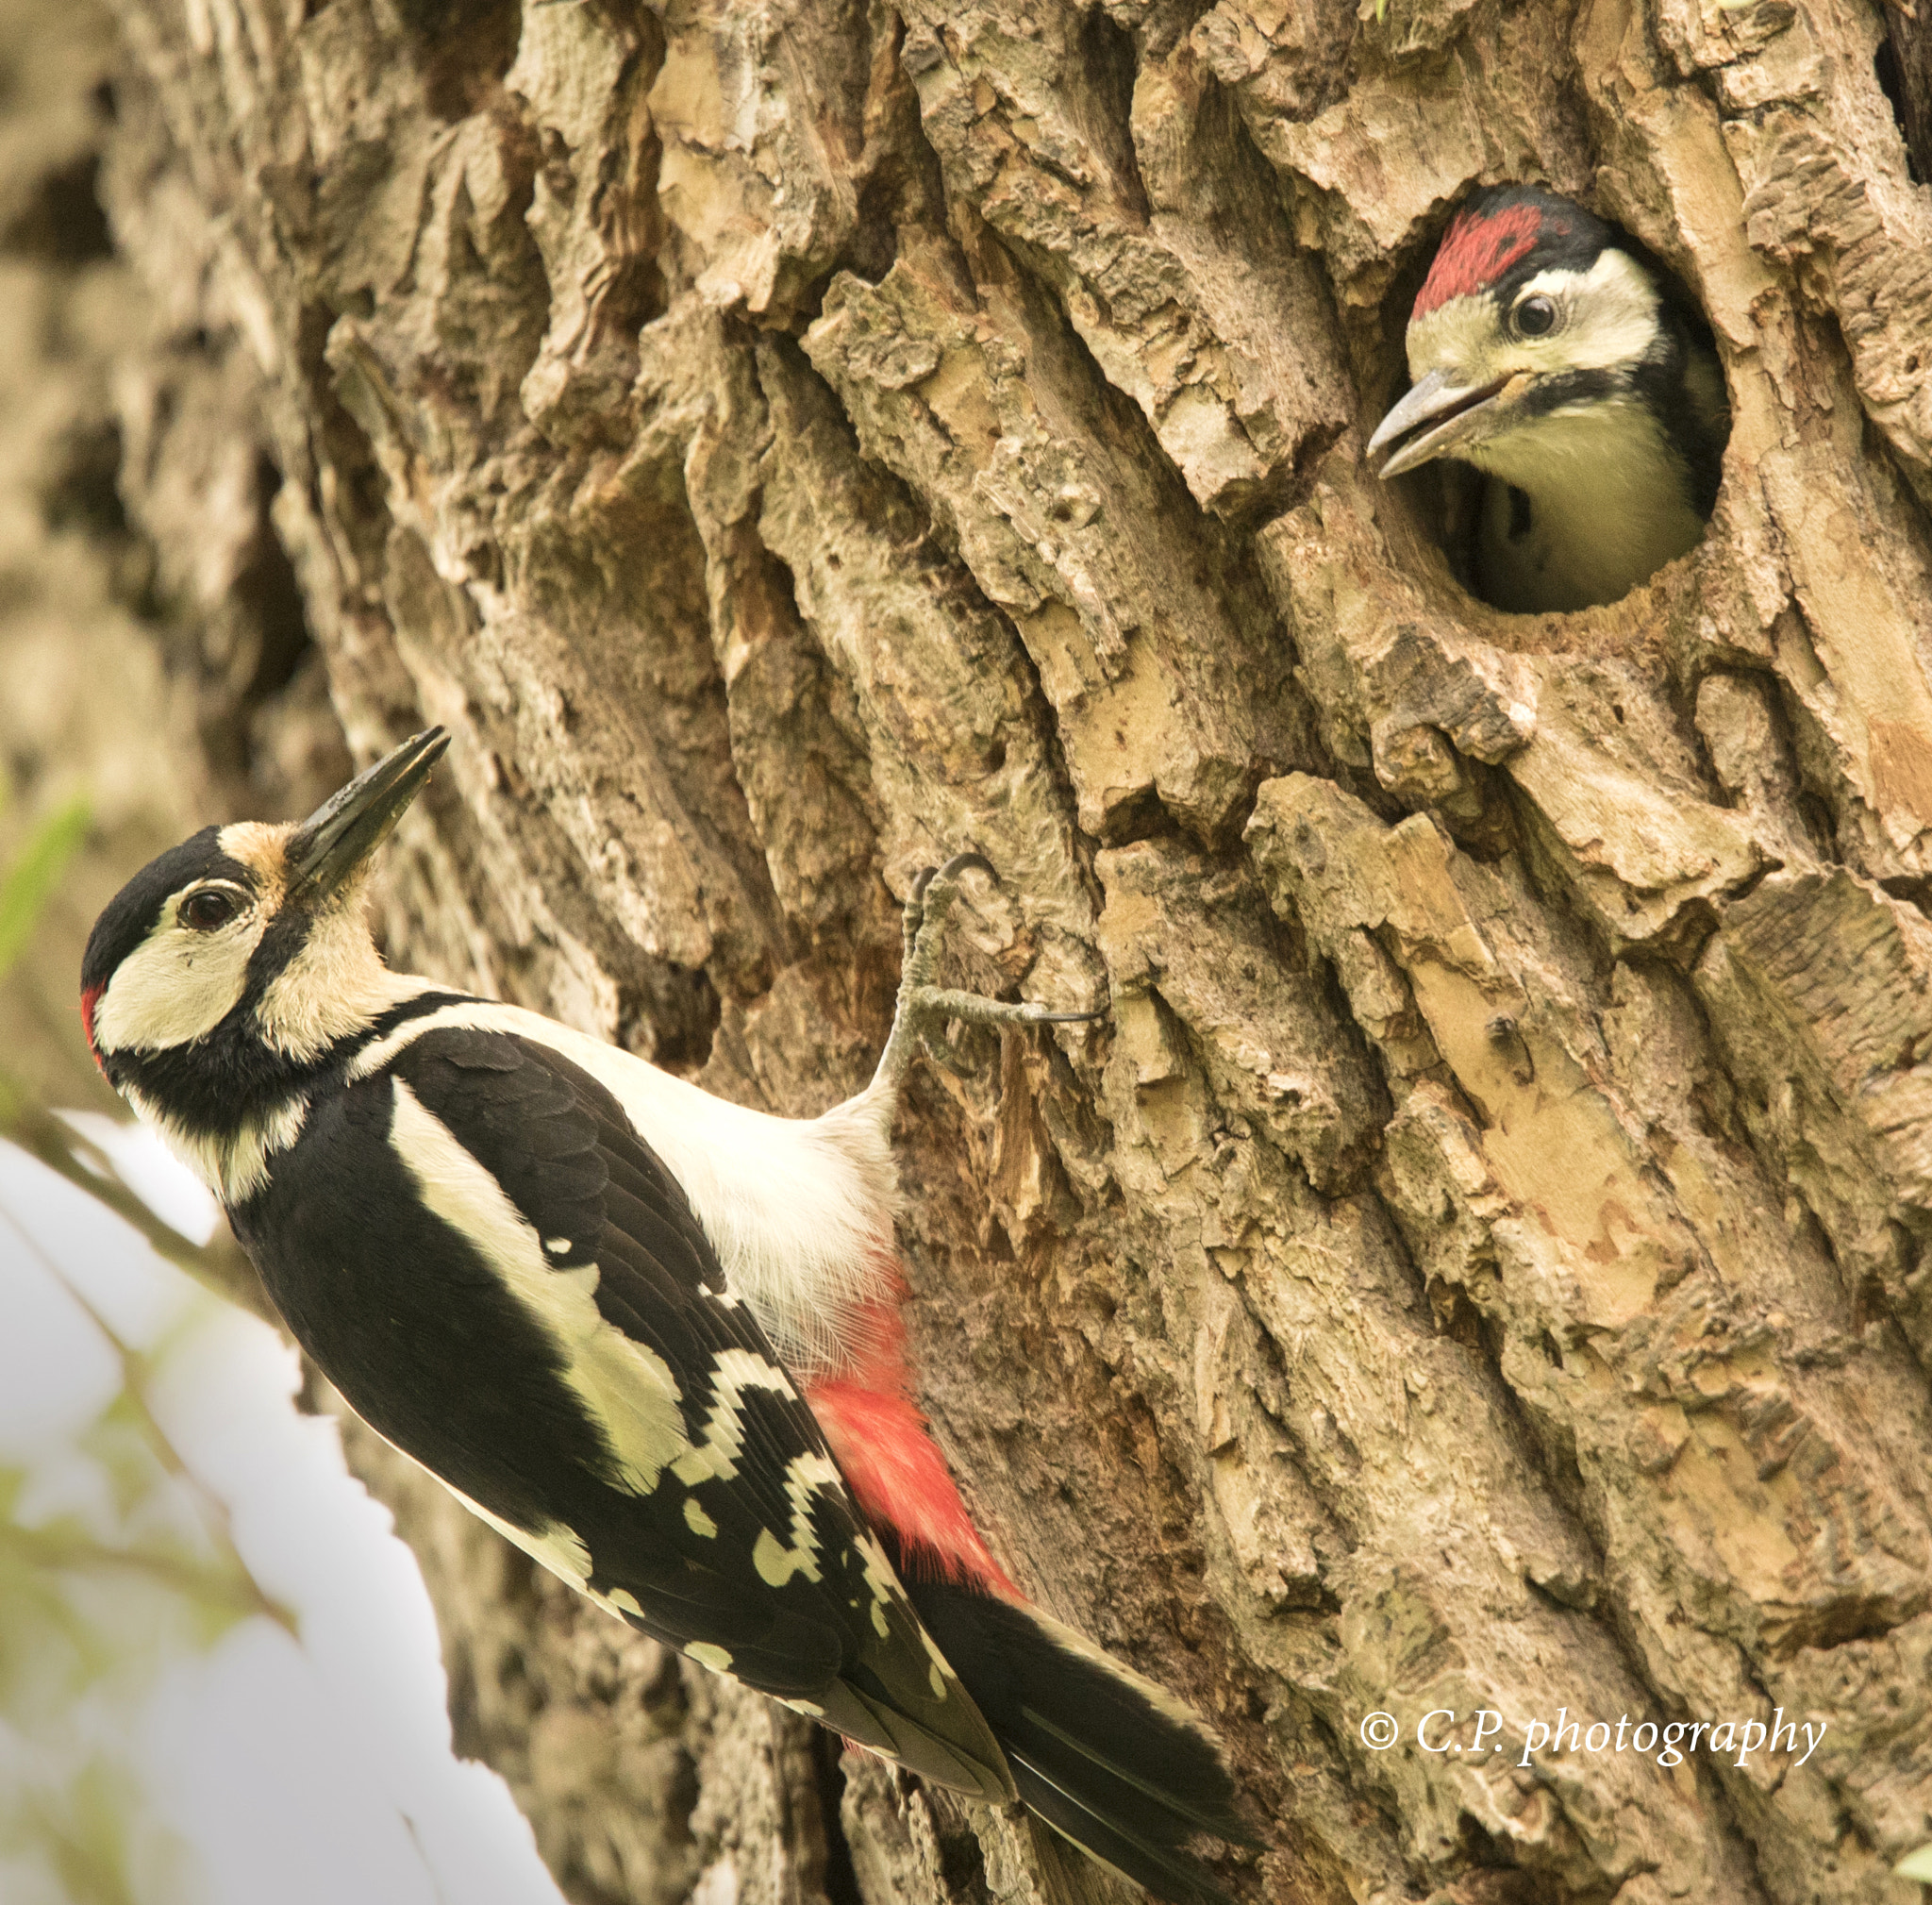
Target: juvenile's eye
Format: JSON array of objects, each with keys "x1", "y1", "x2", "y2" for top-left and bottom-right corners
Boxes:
[
  {"x1": 1514, "y1": 294, "x2": 1558, "y2": 338},
  {"x1": 179, "y1": 888, "x2": 242, "y2": 931}
]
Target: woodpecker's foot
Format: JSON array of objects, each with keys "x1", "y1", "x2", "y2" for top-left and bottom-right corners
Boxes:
[{"x1": 869, "y1": 854, "x2": 1105, "y2": 1096}]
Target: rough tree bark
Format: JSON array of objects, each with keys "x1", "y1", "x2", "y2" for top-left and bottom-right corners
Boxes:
[{"x1": 10, "y1": 0, "x2": 1932, "y2": 1899}]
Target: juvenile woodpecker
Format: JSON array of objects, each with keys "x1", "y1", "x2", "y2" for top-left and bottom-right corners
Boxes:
[
  {"x1": 81, "y1": 731, "x2": 1250, "y2": 1904},
  {"x1": 1368, "y1": 183, "x2": 1729, "y2": 613}
]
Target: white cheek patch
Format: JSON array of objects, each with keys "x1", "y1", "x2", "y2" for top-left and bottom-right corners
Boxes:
[
  {"x1": 1510, "y1": 248, "x2": 1661, "y2": 376},
  {"x1": 92, "y1": 912, "x2": 265, "y2": 1054}
]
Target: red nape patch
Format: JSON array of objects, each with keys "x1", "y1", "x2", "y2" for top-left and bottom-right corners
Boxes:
[
  {"x1": 79, "y1": 984, "x2": 105, "y2": 1073},
  {"x1": 1412, "y1": 201, "x2": 1548, "y2": 318},
  {"x1": 808, "y1": 1379, "x2": 1020, "y2": 1601}
]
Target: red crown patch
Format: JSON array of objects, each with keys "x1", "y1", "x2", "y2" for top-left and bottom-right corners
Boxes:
[{"x1": 1412, "y1": 201, "x2": 1550, "y2": 318}]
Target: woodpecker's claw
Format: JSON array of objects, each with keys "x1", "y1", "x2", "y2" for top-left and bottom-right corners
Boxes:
[
  {"x1": 869, "y1": 856, "x2": 1105, "y2": 1103},
  {"x1": 911, "y1": 852, "x2": 997, "y2": 904}
]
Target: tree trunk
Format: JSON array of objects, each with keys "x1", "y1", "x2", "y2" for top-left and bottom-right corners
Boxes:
[{"x1": 58, "y1": 0, "x2": 1932, "y2": 1899}]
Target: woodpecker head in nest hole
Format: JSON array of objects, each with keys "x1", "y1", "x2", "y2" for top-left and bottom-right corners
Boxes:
[
  {"x1": 80, "y1": 731, "x2": 445, "y2": 1169},
  {"x1": 1368, "y1": 184, "x2": 1729, "y2": 614}
]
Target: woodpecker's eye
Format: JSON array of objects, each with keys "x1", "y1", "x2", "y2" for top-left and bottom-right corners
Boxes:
[
  {"x1": 179, "y1": 887, "x2": 242, "y2": 932},
  {"x1": 1514, "y1": 295, "x2": 1558, "y2": 338}
]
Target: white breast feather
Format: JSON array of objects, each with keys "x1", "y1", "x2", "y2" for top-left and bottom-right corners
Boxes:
[{"x1": 1474, "y1": 399, "x2": 1705, "y2": 612}]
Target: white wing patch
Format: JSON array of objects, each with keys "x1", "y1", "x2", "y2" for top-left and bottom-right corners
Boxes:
[
  {"x1": 669, "y1": 1348, "x2": 798, "y2": 1487},
  {"x1": 353, "y1": 1429, "x2": 621, "y2": 1632},
  {"x1": 856, "y1": 1531, "x2": 924, "y2": 1651},
  {"x1": 388, "y1": 1078, "x2": 689, "y2": 1496},
  {"x1": 752, "y1": 1452, "x2": 843, "y2": 1589}
]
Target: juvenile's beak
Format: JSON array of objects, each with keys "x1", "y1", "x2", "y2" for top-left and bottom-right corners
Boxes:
[
  {"x1": 287, "y1": 727, "x2": 449, "y2": 901},
  {"x1": 1368, "y1": 369, "x2": 1515, "y2": 479}
]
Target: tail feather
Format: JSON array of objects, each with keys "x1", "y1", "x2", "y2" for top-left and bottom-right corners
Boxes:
[
  {"x1": 1008, "y1": 1751, "x2": 1237, "y2": 1905},
  {"x1": 902, "y1": 1573, "x2": 1254, "y2": 1905},
  {"x1": 1015, "y1": 1697, "x2": 1242, "y2": 1844}
]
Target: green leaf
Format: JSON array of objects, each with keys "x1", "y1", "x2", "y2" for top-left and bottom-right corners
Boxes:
[
  {"x1": 0, "y1": 790, "x2": 91, "y2": 981},
  {"x1": 0, "y1": 1512, "x2": 115, "y2": 1715},
  {"x1": 1899, "y1": 1843, "x2": 1932, "y2": 1881},
  {"x1": 35, "y1": 1761, "x2": 142, "y2": 1905}
]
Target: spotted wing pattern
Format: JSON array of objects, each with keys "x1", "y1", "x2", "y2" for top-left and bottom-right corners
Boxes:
[{"x1": 234, "y1": 1023, "x2": 1010, "y2": 1800}]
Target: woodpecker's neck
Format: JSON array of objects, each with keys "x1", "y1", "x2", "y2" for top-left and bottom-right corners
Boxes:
[
  {"x1": 106, "y1": 933, "x2": 441, "y2": 1208},
  {"x1": 1459, "y1": 292, "x2": 1725, "y2": 614},
  {"x1": 1469, "y1": 393, "x2": 1707, "y2": 612}
]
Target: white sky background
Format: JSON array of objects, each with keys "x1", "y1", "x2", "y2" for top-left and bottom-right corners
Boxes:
[{"x1": 0, "y1": 1128, "x2": 570, "y2": 1905}]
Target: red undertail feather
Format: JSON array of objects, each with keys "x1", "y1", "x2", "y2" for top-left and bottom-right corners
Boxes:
[
  {"x1": 808, "y1": 1295, "x2": 1019, "y2": 1600},
  {"x1": 1412, "y1": 200, "x2": 1547, "y2": 316}
]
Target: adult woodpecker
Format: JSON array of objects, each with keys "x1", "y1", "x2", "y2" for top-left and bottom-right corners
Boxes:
[
  {"x1": 81, "y1": 730, "x2": 1251, "y2": 1903},
  {"x1": 1367, "y1": 184, "x2": 1729, "y2": 613}
]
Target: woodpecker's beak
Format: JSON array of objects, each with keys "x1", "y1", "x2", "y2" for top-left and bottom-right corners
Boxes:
[
  {"x1": 1369, "y1": 368, "x2": 1523, "y2": 479},
  {"x1": 287, "y1": 727, "x2": 449, "y2": 902}
]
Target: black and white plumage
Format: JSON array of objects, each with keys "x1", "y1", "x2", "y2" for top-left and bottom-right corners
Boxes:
[
  {"x1": 1368, "y1": 184, "x2": 1729, "y2": 612},
  {"x1": 81, "y1": 730, "x2": 1253, "y2": 1903}
]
